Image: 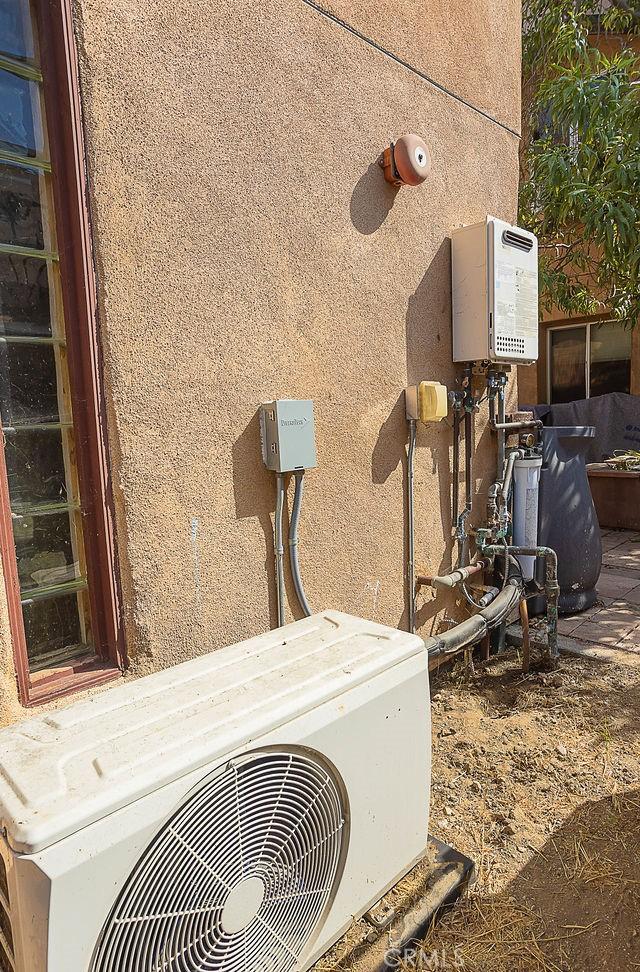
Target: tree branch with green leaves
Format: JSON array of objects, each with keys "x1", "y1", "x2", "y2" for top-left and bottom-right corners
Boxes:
[{"x1": 519, "y1": 0, "x2": 640, "y2": 325}]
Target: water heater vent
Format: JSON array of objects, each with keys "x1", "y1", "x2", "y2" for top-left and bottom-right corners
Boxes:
[{"x1": 502, "y1": 229, "x2": 534, "y2": 252}]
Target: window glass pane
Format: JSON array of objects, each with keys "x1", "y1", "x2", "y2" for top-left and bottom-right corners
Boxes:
[
  {"x1": 0, "y1": 0, "x2": 35, "y2": 62},
  {"x1": 0, "y1": 251, "x2": 51, "y2": 336},
  {"x1": 5, "y1": 427, "x2": 68, "y2": 506},
  {"x1": 591, "y1": 321, "x2": 633, "y2": 363},
  {"x1": 549, "y1": 326, "x2": 587, "y2": 404},
  {"x1": 22, "y1": 591, "x2": 92, "y2": 671},
  {"x1": 0, "y1": 68, "x2": 42, "y2": 157},
  {"x1": 0, "y1": 161, "x2": 43, "y2": 248},
  {"x1": 13, "y1": 509, "x2": 80, "y2": 593},
  {"x1": 0, "y1": 340, "x2": 59, "y2": 425},
  {"x1": 0, "y1": 3, "x2": 99, "y2": 685},
  {"x1": 0, "y1": 939, "x2": 12, "y2": 972},
  {"x1": 0, "y1": 905, "x2": 12, "y2": 956},
  {"x1": 590, "y1": 321, "x2": 632, "y2": 398}
]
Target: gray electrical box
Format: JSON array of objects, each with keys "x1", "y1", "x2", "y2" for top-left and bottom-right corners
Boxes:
[{"x1": 260, "y1": 399, "x2": 317, "y2": 472}]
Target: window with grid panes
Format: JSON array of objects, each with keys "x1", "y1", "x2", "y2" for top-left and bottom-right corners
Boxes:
[{"x1": 0, "y1": 0, "x2": 122, "y2": 702}]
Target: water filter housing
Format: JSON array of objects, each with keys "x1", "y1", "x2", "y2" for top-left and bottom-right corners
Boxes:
[{"x1": 512, "y1": 455, "x2": 543, "y2": 579}]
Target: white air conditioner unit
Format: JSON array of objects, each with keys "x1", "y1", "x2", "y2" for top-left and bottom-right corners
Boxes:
[
  {"x1": 451, "y1": 215, "x2": 539, "y2": 365},
  {"x1": 0, "y1": 611, "x2": 430, "y2": 972}
]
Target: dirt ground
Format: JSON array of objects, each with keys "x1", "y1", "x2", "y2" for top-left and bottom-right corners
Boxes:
[
  {"x1": 320, "y1": 531, "x2": 640, "y2": 972},
  {"x1": 419, "y1": 642, "x2": 640, "y2": 971},
  {"x1": 319, "y1": 640, "x2": 640, "y2": 972}
]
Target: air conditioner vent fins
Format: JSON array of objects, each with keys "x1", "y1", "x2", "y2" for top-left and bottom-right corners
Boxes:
[
  {"x1": 502, "y1": 229, "x2": 533, "y2": 252},
  {"x1": 92, "y1": 750, "x2": 347, "y2": 972}
]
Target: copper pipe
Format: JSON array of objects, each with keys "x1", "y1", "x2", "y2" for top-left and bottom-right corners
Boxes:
[
  {"x1": 417, "y1": 562, "x2": 485, "y2": 589},
  {"x1": 519, "y1": 597, "x2": 530, "y2": 674}
]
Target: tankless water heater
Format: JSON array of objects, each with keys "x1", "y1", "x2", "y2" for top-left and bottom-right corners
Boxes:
[{"x1": 451, "y1": 216, "x2": 538, "y2": 365}]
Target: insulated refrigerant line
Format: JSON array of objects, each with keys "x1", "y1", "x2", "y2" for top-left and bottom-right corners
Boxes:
[
  {"x1": 289, "y1": 471, "x2": 313, "y2": 617},
  {"x1": 274, "y1": 473, "x2": 286, "y2": 626}
]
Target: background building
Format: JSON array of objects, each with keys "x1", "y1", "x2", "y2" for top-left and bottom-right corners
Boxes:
[{"x1": 518, "y1": 22, "x2": 640, "y2": 407}]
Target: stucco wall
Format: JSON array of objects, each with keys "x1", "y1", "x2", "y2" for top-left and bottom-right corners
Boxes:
[
  {"x1": 0, "y1": 0, "x2": 521, "y2": 718},
  {"x1": 323, "y1": 0, "x2": 521, "y2": 132}
]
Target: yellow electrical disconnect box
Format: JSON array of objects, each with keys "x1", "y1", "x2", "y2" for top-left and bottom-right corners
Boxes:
[{"x1": 417, "y1": 381, "x2": 448, "y2": 423}]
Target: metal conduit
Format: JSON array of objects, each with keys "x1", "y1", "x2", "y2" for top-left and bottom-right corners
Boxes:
[{"x1": 407, "y1": 419, "x2": 417, "y2": 633}]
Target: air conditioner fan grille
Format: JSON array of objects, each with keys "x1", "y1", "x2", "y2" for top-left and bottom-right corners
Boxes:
[{"x1": 92, "y1": 750, "x2": 347, "y2": 972}]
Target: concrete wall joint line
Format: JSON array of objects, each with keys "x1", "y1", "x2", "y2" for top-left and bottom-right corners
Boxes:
[{"x1": 300, "y1": 0, "x2": 522, "y2": 140}]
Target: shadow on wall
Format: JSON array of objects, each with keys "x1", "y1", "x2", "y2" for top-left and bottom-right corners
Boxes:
[
  {"x1": 405, "y1": 238, "x2": 451, "y2": 384},
  {"x1": 231, "y1": 411, "x2": 279, "y2": 628},
  {"x1": 406, "y1": 239, "x2": 454, "y2": 579},
  {"x1": 350, "y1": 161, "x2": 399, "y2": 235},
  {"x1": 369, "y1": 239, "x2": 457, "y2": 633}
]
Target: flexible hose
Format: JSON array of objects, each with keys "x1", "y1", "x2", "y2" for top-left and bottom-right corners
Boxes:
[
  {"x1": 289, "y1": 471, "x2": 312, "y2": 617},
  {"x1": 274, "y1": 473, "x2": 285, "y2": 626},
  {"x1": 425, "y1": 576, "x2": 522, "y2": 657}
]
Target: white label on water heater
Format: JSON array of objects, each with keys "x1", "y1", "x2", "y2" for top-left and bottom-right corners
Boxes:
[{"x1": 495, "y1": 263, "x2": 538, "y2": 338}]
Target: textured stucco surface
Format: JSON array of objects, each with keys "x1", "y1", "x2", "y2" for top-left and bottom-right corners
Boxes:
[
  {"x1": 0, "y1": 0, "x2": 520, "y2": 719},
  {"x1": 323, "y1": 0, "x2": 522, "y2": 133}
]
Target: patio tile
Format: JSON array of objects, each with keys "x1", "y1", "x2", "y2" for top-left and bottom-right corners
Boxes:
[
  {"x1": 618, "y1": 629, "x2": 640, "y2": 655},
  {"x1": 622, "y1": 586, "x2": 640, "y2": 606},
  {"x1": 599, "y1": 564, "x2": 640, "y2": 580},
  {"x1": 570, "y1": 622, "x2": 626, "y2": 645},
  {"x1": 591, "y1": 619, "x2": 639, "y2": 637},
  {"x1": 605, "y1": 544, "x2": 640, "y2": 570},
  {"x1": 562, "y1": 598, "x2": 612, "y2": 622},
  {"x1": 612, "y1": 539, "x2": 640, "y2": 551},
  {"x1": 557, "y1": 616, "x2": 585, "y2": 635},
  {"x1": 602, "y1": 557, "x2": 640, "y2": 572},
  {"x1": 603, "y1": 545, "x2": 640, "y2": 561},
  {"x1": 601, "y1": 534, "x2": 630, "y2": 552},
  {"x1": 596, "y1": 573, "x2": 640, "y2": 598},
  {"x1": 587, "y1": 601, "x2": 640, "y2": 626}
]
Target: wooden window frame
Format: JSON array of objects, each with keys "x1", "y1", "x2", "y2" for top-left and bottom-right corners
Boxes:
[{"x1": 0, "y1": 0, "x2": 125, "y2": 705}]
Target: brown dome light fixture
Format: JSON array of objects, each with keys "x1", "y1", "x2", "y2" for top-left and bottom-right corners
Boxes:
[{"x1": 379, "y1": 134, "x2": 431, "y2": 187}]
